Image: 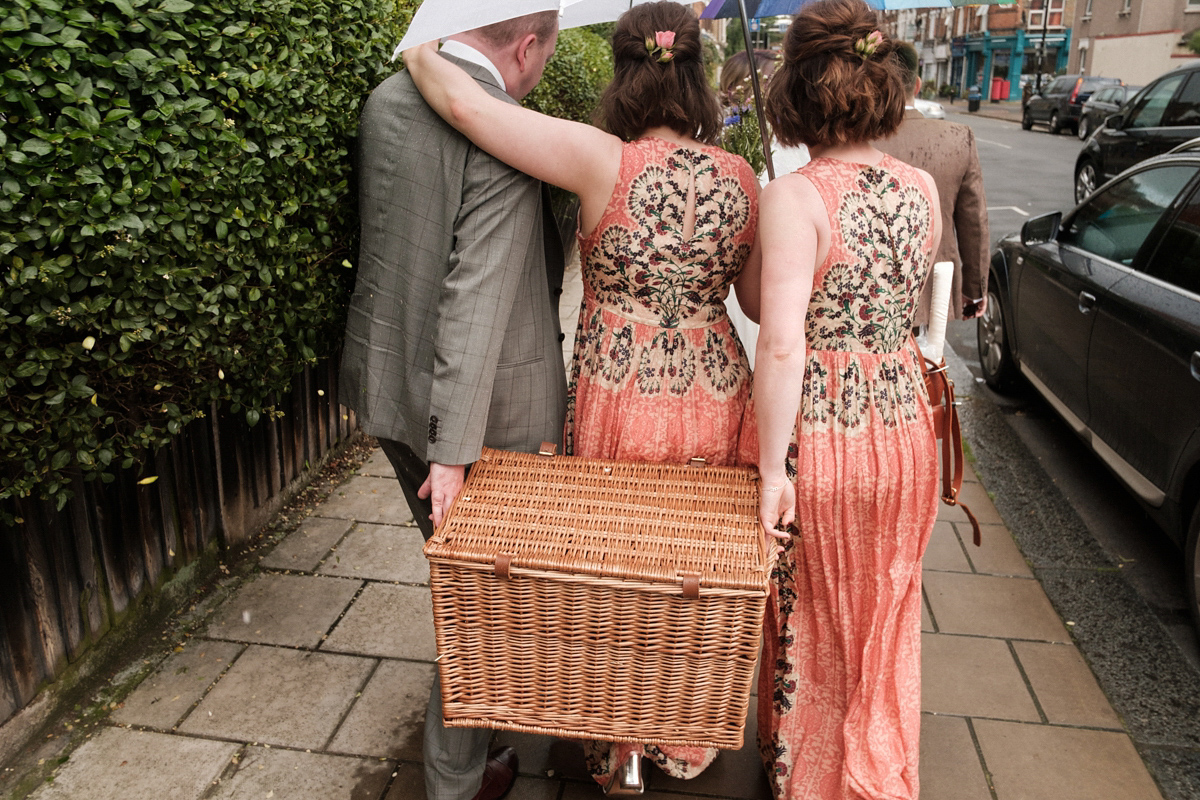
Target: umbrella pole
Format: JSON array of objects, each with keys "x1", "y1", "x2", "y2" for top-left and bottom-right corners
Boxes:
[{"x1": 737, "y1": 0, "x2": 775, "y2": 181}]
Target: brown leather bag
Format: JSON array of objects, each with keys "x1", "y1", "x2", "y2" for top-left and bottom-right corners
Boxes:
[{"x1": 922, "y1": 354, "x2": 982, "y2": 546}]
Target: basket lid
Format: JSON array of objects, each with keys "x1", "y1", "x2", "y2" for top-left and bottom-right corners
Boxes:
[{"x1": 424, "y1": 448, "x2": 768, "y2": 593}]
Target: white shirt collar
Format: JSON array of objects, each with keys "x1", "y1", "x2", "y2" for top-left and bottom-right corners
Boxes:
[{"x1": 439, "y1": 40, "x2": 506, "y2": 93}]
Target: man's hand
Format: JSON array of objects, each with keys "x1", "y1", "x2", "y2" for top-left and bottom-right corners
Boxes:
[
  {"x1": 417, "y1": 462, "x2": 466, "y2": 529},
  {"x1": 963, "y1": 295, "x2": 988, "y2": 320}
]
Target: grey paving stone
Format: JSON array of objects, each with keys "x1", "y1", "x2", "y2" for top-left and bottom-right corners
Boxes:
[
  {"x1": 919, "y1": 714, "x2": 991, "y2": 800},
  {"x1": 205, "y1": 573, "x2": 361, "y2": 648},
  {"x1": 650, "y1": 702, "x2": 771, "y2": 799},
  {"x1": 360, "y1": 447, "x2": 397, "y2": 479},
  {"x1": 322, "y1": 583, "x2": 437, "y2": 661},
  {"x1": 923, "y1": 572, "x2": 1071, "y2": 642},
  {"x1": 315, "y1": 475, "x2": 413, "y2": 526},
  {"x1": 179, "y1": 645, "x2": 374, "y2": 750},
  {"x1": 923, "y1": 520, "x2": 972, "y2": 572},
  {"x1": 493, "y1": 731, "x2": 591, "y2": 782},
  {"x1": 328, "y1": 660, "x2": 434, "y2": 759},
  {"x1": 388, "y1": 766, "x2": 559, "y2": 800},
  {"x1": 318, "y1": 522, "x2": 429, "y2": 585},
  {"x1": 1013, "y1": 640, "x2": 1122, "y2": 728},
  {"x1": 974, "y1": 719, "x2": 1164, "y2": 800},
  {"x1": 260, "y1": 517, "x2": 353, "y2": 572},
  {"x1": 112, "y1": 640, "x2": 244, "y2": 730},
  {"x1": 207, "y1": 746, "x2": 392, "y2": 800},
  {"x1": 921, "y1": 633, "x2": 1040, "y2": 721},
  {"x1": 30, "y1": 727, "x2": 236, "y2": 800},
  {"x1": 961, "y1": 522, "x2": 1034, "y2": 578}
]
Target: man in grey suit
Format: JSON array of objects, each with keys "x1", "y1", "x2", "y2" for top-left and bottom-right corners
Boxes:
[
  {"x1": 877, "y1": 41, "x2": 990, "y2": 325},
  {"x1": 339, "y1": 12, "x2": 565, "y2": 800}
]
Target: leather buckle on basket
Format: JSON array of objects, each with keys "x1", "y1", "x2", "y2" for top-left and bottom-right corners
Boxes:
[
  {"x1": 688, "y1": 456, "x2": 706, "y2": 468},
  {"x1": 537, "y1": 442, "x2": 557, "y2": 459},
  {"x1": 494, "y1": 553, "x2": 514, "y2": 580},
  {"x1": 679, "y1": 572, "x2": 701, "y2": 599}
]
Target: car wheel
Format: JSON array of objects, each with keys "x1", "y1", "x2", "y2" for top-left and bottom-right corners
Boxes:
[
  {"x1": 1186, "y1": 503, "x2": 1200, "y2": 632},
  {"x1": 1049, "y1": 111, "x2": 1062, "y2": 134},
  {"x1": 1077, "y1": 116, "x2": 1090, "y2": 140},
  {"x1": 977, "y1": 285, "x2": 1018, "y2": 392},
  {"x1": 1075, "y1": 160, "x2": 1098, "y2": 204},
  {"x1": 1022, "y1": 109, "x2": 1034, "y2": 130}
]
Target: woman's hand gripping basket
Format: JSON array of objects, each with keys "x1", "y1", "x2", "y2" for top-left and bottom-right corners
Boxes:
[{"x1": 423, "y1": 444, "x2": 774, "y2": 749}]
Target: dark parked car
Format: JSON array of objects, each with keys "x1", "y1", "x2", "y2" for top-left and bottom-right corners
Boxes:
[
  {"x1": 979, "y1": 152, "x2": 1200, "y2": 627},
  {"x1": 1077, "y1": 84, "x2": 1141, "y2": 141},
  {"x1": 1075, "y1": 63, "x2": 1200, "y2": 203},
  {"x1": 1023, "y1": 74, "x2": 1122, "y2": 135}
]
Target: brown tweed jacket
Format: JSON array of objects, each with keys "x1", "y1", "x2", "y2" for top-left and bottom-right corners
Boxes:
[{"x1": 877, "y1": 109, "x2": 989, "y2": 326}]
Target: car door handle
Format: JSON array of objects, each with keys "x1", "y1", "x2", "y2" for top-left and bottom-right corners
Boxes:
[
  {"x1": 1192, "y1": 351, "x2": 1200, "y2": 382},
  {"x1": 1078, "y1": 291, "x2": 1097, "y2": 314}
]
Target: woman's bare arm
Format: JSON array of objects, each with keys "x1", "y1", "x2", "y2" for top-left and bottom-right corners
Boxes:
[
  {"x1": 754, "y1": 173, "x2": 823, "y2": 533},
  {"x1": 403, "y1": 41, "x2": 621, "y2": 208}
]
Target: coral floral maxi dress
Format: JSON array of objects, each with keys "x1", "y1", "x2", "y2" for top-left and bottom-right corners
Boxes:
[
  {"x1": 569, "y1": 136, "x2": 759, "y2": 787},
  {"x1": 757, "y1": 156, "x2": 940, "y2": 800}
]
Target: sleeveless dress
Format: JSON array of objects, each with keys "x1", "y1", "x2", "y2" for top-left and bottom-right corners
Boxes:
[
  {"x1": 568, "y1": 136, "x2": 759, "y2": 788},
  {"x1": 755, "y1": 155, "x2": 940, "y2": 800}
]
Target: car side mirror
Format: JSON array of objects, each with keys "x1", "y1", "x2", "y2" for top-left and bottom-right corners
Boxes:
[
  {"x1": 1021, "y1": 212, "x2": 1062, "y2": 245},
  {"x1": 1106, "y1": 112, "x2": 1125, "y2": 131}
]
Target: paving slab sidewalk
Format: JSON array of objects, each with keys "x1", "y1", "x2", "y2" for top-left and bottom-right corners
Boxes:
[{"x1": 23, "y1": 444, "x2": 1166, "y2": 800}]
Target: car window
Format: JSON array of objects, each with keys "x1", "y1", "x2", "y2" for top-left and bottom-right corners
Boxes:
[
  {"x1": 1163, "y1": 73, "x2": 1200, "y2": 126},
  {"x1": 1145, "y1": 181, "x2": 1200, "y2": 295},
  {"x1": 1094, "y1": 88, "x2": 1113, "y2": 103},
  {"x1": 1128, "y1": 74, "x2": 1186, "y2": 129},
  {"x1": 1060, "y1": 165, "x2": 1197, "y2": 265},
  {"x1": 1047, "y1": 78, "x2": 1069, "y2": 94}
]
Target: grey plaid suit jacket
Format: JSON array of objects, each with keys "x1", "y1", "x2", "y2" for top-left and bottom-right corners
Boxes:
[{"x1": 340, "y1": 56, "x2": 567, "y2": 465}]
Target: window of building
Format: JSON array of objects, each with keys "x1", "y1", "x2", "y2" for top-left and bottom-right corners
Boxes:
[
  {"x1": 1188, "y1": 0, "x2": 1200, "y2": 11},
  {"x1": 1083, "y1": 0, "x2": 1093, "y2": 17},
  {"x1": 1028, "y1": 0, "x2": 1066, "y2": 29},
  {"x1": 1120, "y1": 0, "x2": 1132, "y2": 14}
]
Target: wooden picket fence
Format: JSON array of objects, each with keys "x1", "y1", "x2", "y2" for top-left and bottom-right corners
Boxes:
[{"x1": 0, "y1": 358, "x2": 357, "y2": 742}]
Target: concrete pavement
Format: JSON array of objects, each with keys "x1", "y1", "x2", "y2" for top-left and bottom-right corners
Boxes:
[{"x1": 22, "y1": 438, "x2": 1166, "y2": 800}]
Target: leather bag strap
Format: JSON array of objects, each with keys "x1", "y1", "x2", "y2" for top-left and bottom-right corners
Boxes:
[{"x1": 922, "y1": 350, "x2": 982, "y2": 547}]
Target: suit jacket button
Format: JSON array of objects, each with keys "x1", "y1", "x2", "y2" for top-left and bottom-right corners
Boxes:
[{"x1": 558, "y1": 333, "x2": 566, "y2": 343}]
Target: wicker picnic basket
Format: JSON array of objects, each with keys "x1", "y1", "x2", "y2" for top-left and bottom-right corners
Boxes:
[{"x1": 423, "y1": 444, "x2": 772, "y2": 750}]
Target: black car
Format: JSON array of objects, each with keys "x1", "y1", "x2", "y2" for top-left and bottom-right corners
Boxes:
[
  {"x1": 1077, "y1": 84, "x2": 1141, "y2": 141},
  {"x1": 978, "y1": 152, "x2": 1200, "y2": 627},
  {"x1": 1023, "y1": 74, "x2": 1122, "y2": 135},
  {"x1": 1075, "y1": 63, "x2": 1200, "y2": 203}
]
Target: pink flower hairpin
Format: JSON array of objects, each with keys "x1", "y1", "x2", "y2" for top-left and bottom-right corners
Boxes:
[
  {"x1": 854, "y1": 30, "x2": 884, "y2": 60},
  {"x1": 646, "y1": 30, "x2": 676, "y2": 63}
]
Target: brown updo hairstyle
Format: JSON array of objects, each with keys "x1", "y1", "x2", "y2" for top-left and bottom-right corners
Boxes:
[
  {"x1": 765, "y1": 0, "x2": 907, "y2": 148},
  {"x1": 598, "y1": 1, "x2": 722, "y2": 144},
  {"x1": 719, "y1": 49, "x2": 779, "y2": 101}
]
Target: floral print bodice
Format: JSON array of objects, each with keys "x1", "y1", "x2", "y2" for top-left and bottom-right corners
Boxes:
[
  {"x1": 577, "y1": 137, "x2": 759, "y2": 329},
  {"x1": 802, "y1": 156, "x2": 934, "y2": 353}
]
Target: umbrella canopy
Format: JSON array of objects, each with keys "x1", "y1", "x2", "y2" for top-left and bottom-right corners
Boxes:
[
  {"x1": 395, "y1": 0, "x2": 697, "y2": 55},
  {"x1": 950, "y1": 0, "x2": 1014, "y2": 5},
  {"x1": 703, "y1": 0, "x2": 950, "y2": 15}
]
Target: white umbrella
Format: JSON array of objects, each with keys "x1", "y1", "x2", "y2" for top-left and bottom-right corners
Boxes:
[{"x1": 394, "y1": 0, "x2": 694, "y2": 57}]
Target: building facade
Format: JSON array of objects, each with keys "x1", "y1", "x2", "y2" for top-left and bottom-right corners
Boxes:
[
  {"x1": 880, "y1": 1, "x2": 1075, "y2": 101},
  {"x1": 1070, "y1": 0, "x2": 1200, "y2": 86}
]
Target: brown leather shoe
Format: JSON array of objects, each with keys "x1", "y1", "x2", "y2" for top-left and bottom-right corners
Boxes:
[{"x1": 472, "y1": 746, "x2": 519, "y2": 800}]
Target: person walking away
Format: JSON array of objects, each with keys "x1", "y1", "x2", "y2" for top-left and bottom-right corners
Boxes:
[
  {"x1": 403, "y1": 2, "x2": 761, "y2": 793},
  {"x1": 877, "y1": 41, "x2": 990, "y2": 325},
  {"x1": 751, "y1": 1, "x2": 943, "y2": 797},
  {"x1": 339, "y1": 12, "x2": 566, "y2": 800}
]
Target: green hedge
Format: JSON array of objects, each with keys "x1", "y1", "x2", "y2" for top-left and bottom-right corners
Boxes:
[
  {"x1": 0, "y1": 0, "x2": 416, "y2": 515},
  {"x1": 524, "y1": 27, "x2": 613, "y2": 124}
]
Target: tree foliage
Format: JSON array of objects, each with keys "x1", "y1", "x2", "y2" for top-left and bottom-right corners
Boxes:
[{"x1": 0, "y1": 0, "x2": 416, "y2": 513}]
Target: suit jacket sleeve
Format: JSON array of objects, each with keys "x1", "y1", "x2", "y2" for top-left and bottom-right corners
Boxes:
[
  {"x1": 425, "y1": 145, "x2": 542, "y2": 466},
  {"x1": 955, "y1": 128, "x2": 990, "y2": 303}
]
